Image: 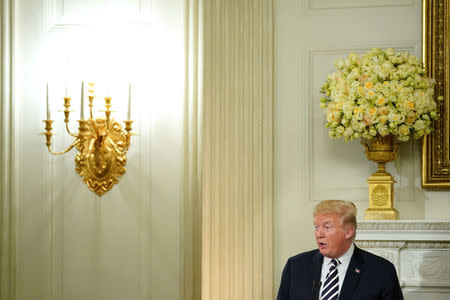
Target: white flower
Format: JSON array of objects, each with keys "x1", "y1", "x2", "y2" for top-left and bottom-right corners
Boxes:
[
  {"x1": 413, "y1": 119, "x2": 427, "y2": 131},
  {"x1": 378, "y1": 125, "x2": 390, "y2": 136},
  {"x1": 343, "y1": 128, "x2": 354, "y2": 139},
  {"x1": 335, "y1": 58, "x2": 345, "y2": 69},
  {"x1": 320, "y1": 48, "x2": 438, "y2": 142},
  {"x1": 388, "y1": 112, "x2": 405, "y2": 124},
  {"x1": 398, "y1": 124, "x2": 410, "y2": 136}
]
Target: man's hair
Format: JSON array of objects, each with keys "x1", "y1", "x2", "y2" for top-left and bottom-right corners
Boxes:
[{"x1": 313, "y1": 200, "x2": 357, "y2": 238}]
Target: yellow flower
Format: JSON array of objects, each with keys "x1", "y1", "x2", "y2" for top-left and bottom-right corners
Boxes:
[
  {"x1": 379, "y1": 107, "x2": 389, "y2": 115},
  {"x1": 353, "y1": 107, "x2": 362, "y2": 114},
  {"x1": 405, "y1": 112, "x2": 417, "y2": 124},
  {"x1": 378, "y1": 115, "x2": 388, "y2": 124},
  {"x1": 376, "y1": 97, "x2": 387, "y2": 106},
  {"x1": 404, "y1": 101, "x2": 415, "y2": 110},
  {"x1": 399, "y1": 124, "x2": 410, "y2": 136},
  {"x1": 365, "y1": 82, "x2": 373, "y2": 89}
]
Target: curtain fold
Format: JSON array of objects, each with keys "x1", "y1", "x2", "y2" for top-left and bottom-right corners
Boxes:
[{"x1": 201, "y1": 0, "x2": 274, "y2": 299}]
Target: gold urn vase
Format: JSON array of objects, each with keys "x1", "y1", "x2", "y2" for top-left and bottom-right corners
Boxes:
[{"x1": 362, "y1": 134, "x2": 400, "y2": 220}]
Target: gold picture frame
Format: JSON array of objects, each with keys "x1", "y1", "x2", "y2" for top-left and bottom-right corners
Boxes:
[{"x1": 422, "y1": 0, "x2": 450, "y2": 189}]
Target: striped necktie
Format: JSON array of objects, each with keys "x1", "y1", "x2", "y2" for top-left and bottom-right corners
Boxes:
[{"x1": 321, "y1": 259, "x2": 340, "y2": 300}]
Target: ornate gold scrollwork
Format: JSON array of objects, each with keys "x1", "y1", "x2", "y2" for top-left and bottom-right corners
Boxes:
[
  {"x1": 422, "y1": 0, "x2": 450, "y2": 188},
  {"x1": 362, "y1": 135, "x2": 399, "y2": 220},
  {"x1": 43, "y1": 85, "x2": 134, "y2": 196},
  {"x1": 75, "y1": 118, "x2": 129, "y2": 196}
]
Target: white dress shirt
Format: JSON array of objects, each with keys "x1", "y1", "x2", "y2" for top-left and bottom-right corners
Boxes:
[{"x1": 319, "y1": 243, "x2": 354, "y2": 297}]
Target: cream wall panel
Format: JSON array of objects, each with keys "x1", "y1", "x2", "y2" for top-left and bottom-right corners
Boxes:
[
  {"x1": 12, "y1": 0, "x2": 186, "y2": 299},
  {"x1": 275, "y1": 0, "x2": 450, "y2": 296}
]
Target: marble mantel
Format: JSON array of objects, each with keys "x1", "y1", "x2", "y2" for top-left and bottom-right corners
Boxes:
[{"x1": 355, "y1": 220, "x2": 450, "y2": 300}]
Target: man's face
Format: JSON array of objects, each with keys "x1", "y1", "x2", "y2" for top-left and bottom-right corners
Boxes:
[{"x1": 313, "y1": 213, "x2": 354, "y2": 258}]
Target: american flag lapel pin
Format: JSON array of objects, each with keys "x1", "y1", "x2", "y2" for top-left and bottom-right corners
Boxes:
[{"x1": 355, "y1": 268, "x2": 360, "y2": 274}]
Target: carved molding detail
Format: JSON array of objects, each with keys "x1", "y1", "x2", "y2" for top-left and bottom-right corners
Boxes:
[
  {"x1": 358, "y1": 220, "x2": 450, "y2": 231},
  {"x1": 355, "y1": 241, "x2": 406, "y2": 249},
  {"x1": 356, "y1": 240, "x2": 450, "y2": 249},
  {"x1": 403, "y1": 242, "x2": 450, "y2": 249},
  {"x1": 364, "y1": 248, "x2": 400, "y2": 270},
  {"x1": 400, "y1": 251, "x2": 450, "y2": 284}
]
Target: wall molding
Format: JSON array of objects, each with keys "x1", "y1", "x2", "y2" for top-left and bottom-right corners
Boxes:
[
  {"x1": 358, "y1": 220, "x2": 450, "y2": 231},
  {"x1": 138, "y1": 95, "x2": 152, "y2": 300},
  {"x1": 307, "y1": 42, "x2": 420, "y2": 205},
  {"x1": 45, "y1": 0, "x2": 152, "y2": 31},
  {"x1": 183, "y1": 0, "x2": 202, "y2": 299},
  {"x1": 307, "y1": 0, "x2": 414, "y2": 10},
  {"x1": 1, "y1": 0, "x2": 16, "y2": 299}
]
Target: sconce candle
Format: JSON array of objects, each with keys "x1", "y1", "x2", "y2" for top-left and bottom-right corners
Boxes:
[
  {"x1": 127, "y1": 82, "x2": 132, "y2": 120},
  {"x1": 80, "y1": 81, "x2": 85, "y2": 120},
  {"x1": 46, "y1": 82, "x2": 51, "y2": 120}
]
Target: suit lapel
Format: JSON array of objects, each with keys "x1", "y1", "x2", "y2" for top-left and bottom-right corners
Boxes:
[
  {"x1": 311, "y1": 251, "x2": 324, "y2": 300},
  {"x1": 339, "y1": 245, "x2": 363, "y2": 300}
]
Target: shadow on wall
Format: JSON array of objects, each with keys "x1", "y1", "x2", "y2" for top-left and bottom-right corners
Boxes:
[{"x1": 402, "y1": 250, "x2": 450, "y2": 300}]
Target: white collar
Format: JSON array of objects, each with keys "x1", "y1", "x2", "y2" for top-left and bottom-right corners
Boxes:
[{"x1": 323, "y1": 242, "x2": 354, "y2": 266}]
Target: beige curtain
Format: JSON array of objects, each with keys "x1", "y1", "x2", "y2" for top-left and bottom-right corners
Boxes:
[{"x1": 201, "y1": 0, "x2": 274, "y2": 299}]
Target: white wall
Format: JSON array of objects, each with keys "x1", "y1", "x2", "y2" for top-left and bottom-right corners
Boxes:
[
  {"x1": 275, "y1": 0, "x2": 450, "y2": 294},
  {"x1": 10, "y1": 0, "x2": 187, "y2": 299}
]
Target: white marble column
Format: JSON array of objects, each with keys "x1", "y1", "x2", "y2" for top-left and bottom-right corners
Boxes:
[{"x1": 202, "y1": 0, "x2": 274, "y2": 299}]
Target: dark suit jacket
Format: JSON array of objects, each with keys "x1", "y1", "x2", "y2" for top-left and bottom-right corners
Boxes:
[{"x1": 277, "y1": 245, "x2": 403, "y2": 300}]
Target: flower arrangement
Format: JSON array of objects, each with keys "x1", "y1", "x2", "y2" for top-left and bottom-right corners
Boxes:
[{"x1": 320, "y1": 48, "x2": 440, "y2": 142}]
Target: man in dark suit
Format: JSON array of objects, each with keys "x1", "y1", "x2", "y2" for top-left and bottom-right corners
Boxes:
[{"x1": 277, "y1": 200, "x2": 403, "y2": 300}]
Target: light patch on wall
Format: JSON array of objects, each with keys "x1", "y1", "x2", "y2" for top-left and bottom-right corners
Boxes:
[
  {"x1": 42, "y1": 22, "x2": 153, "y2": 122},
  {"x1": 48, "y1": 0, "x2": 152, "y2": 29},
  {"x1": 42, "y1": 0, "x2": 185, "y2": 134}
]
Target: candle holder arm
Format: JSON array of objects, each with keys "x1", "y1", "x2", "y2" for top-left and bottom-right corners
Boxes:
[
  {"x1": 65, "y1": 121, "x2": 78, "y2": 137},
  {"x1": 43, "y1": 119, "x2": 80, "y2": 155},
  {"x1": 46, "y1": 138, "x2": 80, "y2": 155}
]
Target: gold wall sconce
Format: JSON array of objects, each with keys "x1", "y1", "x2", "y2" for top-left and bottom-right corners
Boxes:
[{"x1": 43, "y1": 82, "x2": 134, "y2": 196}]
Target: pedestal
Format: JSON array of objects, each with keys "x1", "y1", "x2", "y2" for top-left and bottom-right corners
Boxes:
[{"x1": 365, "y1": 172, "x2": 399, "y2": 220}]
